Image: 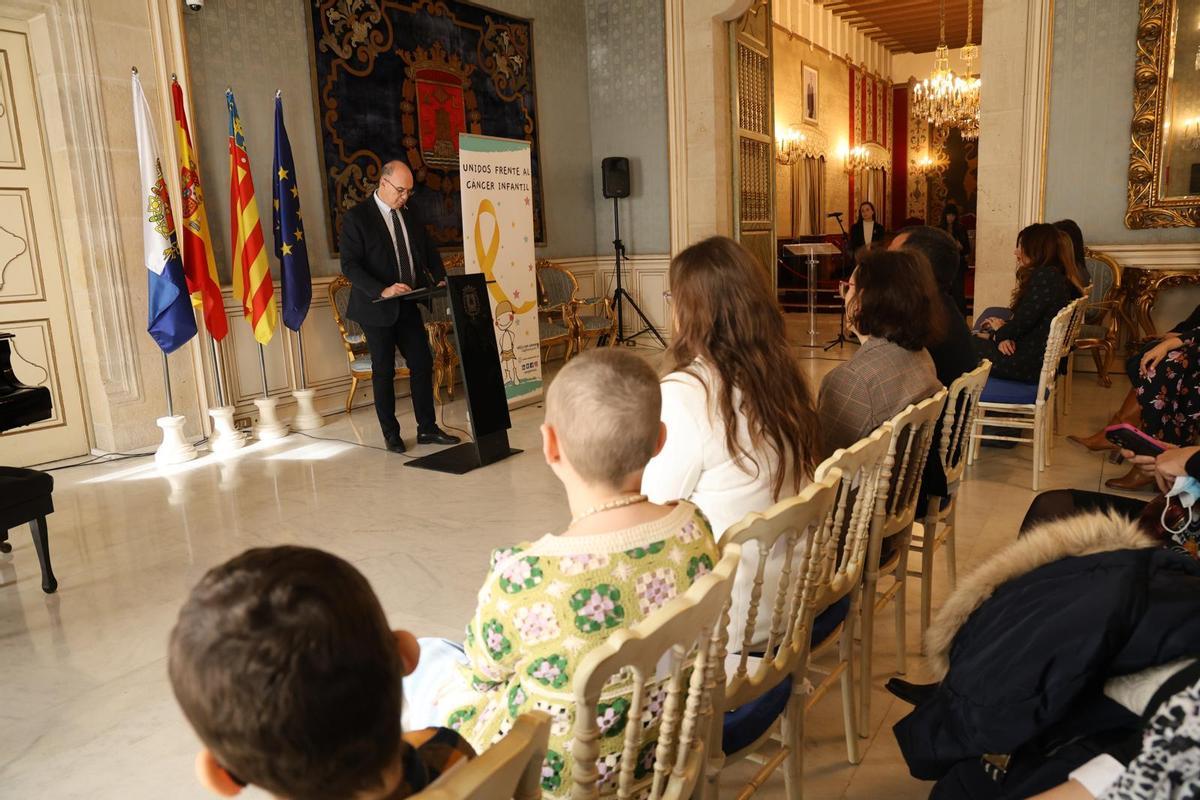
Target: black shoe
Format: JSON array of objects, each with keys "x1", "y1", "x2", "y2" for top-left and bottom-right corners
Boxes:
[
  {"x1": 417, "y1": 428, "x2": 461, "y2": 446},
  {"x1": 385, "y1": 437, "x2": 407, "y2": 454},
  {"x1": 885, "y1": 677, "x2": 939, "y2": 706}
]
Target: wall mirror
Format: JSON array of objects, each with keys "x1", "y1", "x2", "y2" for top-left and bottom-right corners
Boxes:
[{"x1": 1127, "y1": 0, "x2": 1200, "y2": 227}]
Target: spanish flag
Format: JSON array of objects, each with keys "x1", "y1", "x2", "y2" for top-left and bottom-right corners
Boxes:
[
  {"x1": 171, "y1": 77, "x2": 227, "y2": 341},
  {"x1": 226, "y1": 89, "x2": 277, "y2": 345}
]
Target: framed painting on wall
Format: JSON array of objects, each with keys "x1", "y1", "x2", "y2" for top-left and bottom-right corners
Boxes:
[{"x1": 802, "y1": 63, "x2": 819, "y2": 125}]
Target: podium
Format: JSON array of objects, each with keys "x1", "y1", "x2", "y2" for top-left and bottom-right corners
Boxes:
[
  {"x1": 783, "y1": 242, "x2": 841, "y2": 348},
  {"x1": 404, "y1": 273, "x2": 522, "y2": 474}
]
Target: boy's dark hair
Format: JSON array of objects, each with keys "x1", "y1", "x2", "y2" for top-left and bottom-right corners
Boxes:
[
  {"x1": 168, "y1": 546, "x2": 402, "y2": 800},
  {"x1": 851, "y1": 248, "x2": 946, "y2": 352},
  {"x1": 899, "y1": 225, "x2": 960, "y2": 293}
]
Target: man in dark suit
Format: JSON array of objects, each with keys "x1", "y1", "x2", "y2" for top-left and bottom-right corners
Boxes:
[{"x1": 339, "y1": 160, "x2": 460, "y2": 453}]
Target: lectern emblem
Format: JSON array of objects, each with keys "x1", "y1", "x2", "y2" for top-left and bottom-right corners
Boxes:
[{"x1": 462, "y1": 284, "x2": 482, "y2": 319}]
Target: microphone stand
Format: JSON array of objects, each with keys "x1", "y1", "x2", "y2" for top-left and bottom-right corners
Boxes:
[{"x1": 824, "y1": 213, "x2": 853, "y2": 351}]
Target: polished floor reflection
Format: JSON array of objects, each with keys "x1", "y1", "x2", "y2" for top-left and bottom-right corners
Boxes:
[{"x1": 0, "y1": 321, "x2": 1137, "y2": 799}]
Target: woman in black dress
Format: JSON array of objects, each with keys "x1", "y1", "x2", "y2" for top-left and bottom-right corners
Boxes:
[
  {"x1": 971, "y1": 223, "x2": 1085, "y2": 384},
  {"x1": 938, "y1": 204, "x2": 972, "y2": 313},
  {"x1": 848, "y1": 201, "x2": 884, "y2": 265}
]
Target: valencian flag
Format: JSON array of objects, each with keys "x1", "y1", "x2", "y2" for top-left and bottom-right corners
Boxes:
[
  {"x1": 131, "y1": 69, "x2": 197, "y2": 354},
  {"x1": 226, "y1": 89, "x2": 278, "y2": 345},
  {"x1": 271, "y1": 93, "x2": 311, "y2": 331},
  {"x1": 170, "y1": 77, "x2": 227, "y2": 341}
]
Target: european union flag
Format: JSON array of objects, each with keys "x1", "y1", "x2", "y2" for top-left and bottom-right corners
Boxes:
[{"x1": 272, "y1": 92, "x2": 311, "y2": 332}]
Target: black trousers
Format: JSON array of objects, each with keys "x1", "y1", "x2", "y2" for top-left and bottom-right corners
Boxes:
[
  {"x1": 361, "y1": 302, "x2": 436, "y2": 441},
  {"x1": 1019, "y1": 489, "x2": 1148, "y2": 535}
]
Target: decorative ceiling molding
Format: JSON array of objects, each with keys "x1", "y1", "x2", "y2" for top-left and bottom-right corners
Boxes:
[{"x1": 822, "y1": 0, "x2": 983, "y2": 54}]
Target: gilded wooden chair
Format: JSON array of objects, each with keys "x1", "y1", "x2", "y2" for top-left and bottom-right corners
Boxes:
[
  {"x1": 328, "y1": 276, "x2": 408, "y2": 413},
  {"x1": 536, "y1": 260, "x2": 577, "y2": 363},
  {"x1": 910, "y1": 361, "x2": 991, "y2": 653},
  {"x1": 858, "y1": 390, "x2": 947, "y2": 734},
  {"x1": 569, "y1": 546, "x2": 740, "y2": 800},
  {"x1": 413, "y1": 712, "x2": 551, "y2": 800},
  {"x1": 420, "y1": 290, "x2": 459, "y2": 404},
  {"x1": 1069, "y1": 248, "x2": 1124, "y2": 389},
  {"x1": 704, "y1": 473, "x2": 841, "y2": 799}
]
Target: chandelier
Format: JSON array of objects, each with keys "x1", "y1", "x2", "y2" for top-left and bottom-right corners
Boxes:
[{"x1": 912, "y1": 0, "x2": 981, "y2": 139}]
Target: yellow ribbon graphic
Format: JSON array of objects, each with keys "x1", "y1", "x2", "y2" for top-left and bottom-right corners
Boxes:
[{"x1": 474, "y1": 198, "x2": 535, "y2": 315}]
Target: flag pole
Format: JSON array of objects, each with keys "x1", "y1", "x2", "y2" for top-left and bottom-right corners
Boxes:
[
  {"x1": 257, "y1": 342, "x2": 269, "y2": 400},
  {"x1": 161, "y1": 349, "x2": 174, "y2": 418},
  {"x1": 296, "y1": 327, "x2": 307, "y2": 391},
  {"x1": 209, "y1": 333, "x2": 225, "y2": 407}
]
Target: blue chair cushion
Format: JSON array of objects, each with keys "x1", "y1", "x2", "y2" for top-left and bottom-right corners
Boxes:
[
  {"x1": 980, "y1": 377, "x2": 1041, "y2": 405},
  {"x1": 720, "y1": 596, "x2": 852, "y2": 754}
]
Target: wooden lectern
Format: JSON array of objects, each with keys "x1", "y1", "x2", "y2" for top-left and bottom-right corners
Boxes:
[{"x1": 404, "y1": 273, "x2": 522, "y2": 474}]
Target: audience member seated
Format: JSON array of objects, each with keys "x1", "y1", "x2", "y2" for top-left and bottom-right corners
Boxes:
[
  {"x1": 1020, "y1": 444, "x2": 1200, "y2": 551},
  {"x1": 818, "y1": 248, "x2": 945, "y2": 456},
  {"x1": 1068, "y1": 304, "x2": 1200, "y2": 491},
  {"x1": 402, "y1": 349, "x2": 719, "y2": 798},
  {"x1": 891, "y1": 226, "x2": 981, "y2": 514},
  {"x1": 972, "y1": 223, "x2": 1085, "y2": 383},
  {"x1": 1053, "y1": 218, "x2": 1091, "y2": 290},
  {"x1": 936, "y1": 205, "x2": 973, "y2": 313},
  {"x1": 168, "y1": 546, "x2": 474, "y2": 800},
  {"x1": 642, "y1": 235, "x2": 821, "y2": 646},
  {"x1": 892, "y1": 509, "x2": 1200, "y2": 799}
]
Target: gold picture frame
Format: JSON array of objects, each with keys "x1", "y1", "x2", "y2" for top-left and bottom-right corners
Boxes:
[{"x1": 1125, "y1": 0, "x2": 1200, "y2": 229}]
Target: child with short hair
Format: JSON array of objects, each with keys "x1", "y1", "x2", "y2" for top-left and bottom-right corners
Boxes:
[
  {"x1": 168, "y1": 546, "x2": 473, "y2": 800},
  {"x1": 405, "y1": 348, "x2": 718, "y2": 798}
]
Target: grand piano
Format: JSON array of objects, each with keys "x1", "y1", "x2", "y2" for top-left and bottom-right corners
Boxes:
[{"x1": 0, "y1": 330, "x2": 58, "y2": 593}]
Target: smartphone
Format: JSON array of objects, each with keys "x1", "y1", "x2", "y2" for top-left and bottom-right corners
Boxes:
[{"x1": 1104, "y1": 423, "x2": 1168, "y2": 457}]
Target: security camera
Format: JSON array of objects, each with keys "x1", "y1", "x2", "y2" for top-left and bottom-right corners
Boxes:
[{"x1": 185, "y1": 0, "x2": 203, "y2": 11}]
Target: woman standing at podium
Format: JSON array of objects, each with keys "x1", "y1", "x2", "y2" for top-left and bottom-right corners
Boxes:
[{"x1": 848, "y1": 201, "x2": 885, "y2": 265}]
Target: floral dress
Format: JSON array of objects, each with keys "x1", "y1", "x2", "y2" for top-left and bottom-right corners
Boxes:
[
  {"x1": 1127, "y1": 327, "x2": 1200, "y2": 446},
  {"x1": 1101, "y1": 678, "x2": 1200, "y2": 799},
  {"x1": 444, "y1": 502, "x2": 718, "y2": 799}
]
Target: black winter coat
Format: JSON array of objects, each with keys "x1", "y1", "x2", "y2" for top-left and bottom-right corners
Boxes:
[{"x1": 894, "y1": 513, "x2": 1200, "y2": 785}]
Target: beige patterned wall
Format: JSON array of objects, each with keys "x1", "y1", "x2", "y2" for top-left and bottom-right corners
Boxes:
[{"x1": 773, "y1": 27, "x2": 849, "y2": 235}]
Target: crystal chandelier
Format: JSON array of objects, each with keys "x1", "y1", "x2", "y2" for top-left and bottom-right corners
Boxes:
[
  {"x1": 912, "y1": 0, "x2": 981, "y2": 139},
  {"x1": 956, "y1": 0, "x2": 982, "y2": 141}
]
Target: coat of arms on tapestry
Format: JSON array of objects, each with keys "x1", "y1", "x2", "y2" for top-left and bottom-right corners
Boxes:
[{"x1": 308, "y1": 0, "x2": 545, "y2": 253}]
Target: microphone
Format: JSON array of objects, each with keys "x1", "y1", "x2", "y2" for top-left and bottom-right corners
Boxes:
[{"x1": 827, "y1": 211, "x2": 844, "y2": 218}]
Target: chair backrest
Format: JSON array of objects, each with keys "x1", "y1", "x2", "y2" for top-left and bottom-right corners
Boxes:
[
  {"x1": 875, "y1": 390, "x2": 949, "y2": 541},
  {"x1": 414, "y1": 712, "x2": 551, "y2": 800},
  {"x1": 934, "y1": 360, "x2": 992, "y2": 491},
  {"x1": 328, "y1": 276, "x2": 366, "y2": 356},
  {"x1": 1082, "y1": 248, "x2": 1121, "y2": 325},
  {"x1": 1065, "y1": 293, "x2": 1088, "y2": 349},
  {"x1": 716, "y1": 474, "x2": 842, "y2": 711},
  {"x1": 538, "y1": 262, "x2": 579, "y2": 310},
  {"x1": 811, "y1": 425, "x2": 892, "y2": 608},
  {"x1": 1035, "y1": 298, "x2": 1083, "y2": 402},
  {"x1": 570, "y1": 546, "x2": 741, "y2": 800}
]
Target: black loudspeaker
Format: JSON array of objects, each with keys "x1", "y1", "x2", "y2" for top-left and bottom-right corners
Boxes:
[{"x1": 601, "y1": 156, "x2": 630, "y2": 199}]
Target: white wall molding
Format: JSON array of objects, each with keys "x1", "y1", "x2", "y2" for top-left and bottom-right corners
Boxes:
[{"x1": 1092, "y1": 243, "x2": 1200, "y2": 270}]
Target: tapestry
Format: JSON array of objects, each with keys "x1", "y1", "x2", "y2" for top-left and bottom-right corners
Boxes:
[
  {"x1": 307, "y1": 0, "x2": 545, "y2": 254},
  {"x1": 928, "y1": 126, "x2": 978, "y2": 222}
]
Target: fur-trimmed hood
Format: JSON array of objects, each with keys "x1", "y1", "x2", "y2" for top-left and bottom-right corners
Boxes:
[{"x1": 924, "y1": 510, "x2": 1156, "y2": 679}]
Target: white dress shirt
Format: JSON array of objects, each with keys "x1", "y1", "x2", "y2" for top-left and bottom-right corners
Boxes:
[
  {"x1": 863, "y1": 219, "x2": 876, "y2": 247},
  {"x1": 373, "y1": 191, "x2": 415, "y2": 279}
]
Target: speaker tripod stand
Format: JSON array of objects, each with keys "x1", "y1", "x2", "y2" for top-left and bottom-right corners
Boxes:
[
  {"x1": 824, "y1": 212, "x2": 853, "y2": 350},
  {"x1": 610, "y1": 196, "x2": 666, "y2": 347}
]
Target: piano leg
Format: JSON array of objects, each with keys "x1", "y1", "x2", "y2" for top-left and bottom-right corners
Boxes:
[{"x1": 29, "y1": 516, "x2": 56, "y2": 593}]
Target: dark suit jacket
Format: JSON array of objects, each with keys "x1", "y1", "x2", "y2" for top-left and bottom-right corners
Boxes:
[
  {"x1": 849, "y1": 220, "x2": 885, "y2": 262},
  {"x1": 339, "y1": 196, "x2": 446, "y2": 327}
]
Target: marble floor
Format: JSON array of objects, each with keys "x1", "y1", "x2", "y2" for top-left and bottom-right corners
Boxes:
[{"x1": 0, "y1": 316, "x2": 1141, "y2": 799}]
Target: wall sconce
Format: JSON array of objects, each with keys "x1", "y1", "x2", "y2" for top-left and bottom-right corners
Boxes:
[
  {"x1": 911, "y1": 151, "x2": 944, "y2": 176},
  {"x1": 1184, "y1": 117, "x2": 1200, "y2": 152},
  {"x1": 843, "y1": 145, "x2": 870, "y2": 174},
  {"x1": 776, "y1": 126, "x2": 804, "y2": 166}
]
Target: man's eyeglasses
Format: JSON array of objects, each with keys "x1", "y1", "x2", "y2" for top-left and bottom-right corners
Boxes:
[{"x1": 381, "y1": 177, "x2": 413, "y2": 197}]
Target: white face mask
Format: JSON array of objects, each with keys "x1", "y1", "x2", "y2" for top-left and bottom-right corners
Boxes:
[{"x1": 1162, "y1": 476, "x2": 1200, "y2": 536}]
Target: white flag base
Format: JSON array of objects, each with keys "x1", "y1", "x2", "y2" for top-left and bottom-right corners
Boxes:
[
  {"x1": 253, "y1": 397, "x2": 290, "y2": 440},
  {"x1": 155, "y1": 415, "x2": 198, "y2": 465},
  {"x1": 291, "y1": 389, "x2": 325, "y2": 430},
  {"x1": 208, "y1": 406, "x2": 246, "y2": 453}
]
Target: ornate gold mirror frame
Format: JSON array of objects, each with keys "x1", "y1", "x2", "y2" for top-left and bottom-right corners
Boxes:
[{"x1": 1126, "y1": 0, "x2": 1200, "y2": 228}]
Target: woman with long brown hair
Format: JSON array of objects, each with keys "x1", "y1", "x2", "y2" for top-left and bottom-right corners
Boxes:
[
  {"x1": 642, "y1": 235, "x2": 821, "y2": 646},
  {"x1": 971, "y1": 222, "x2": 1084, "y2": 383}
]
